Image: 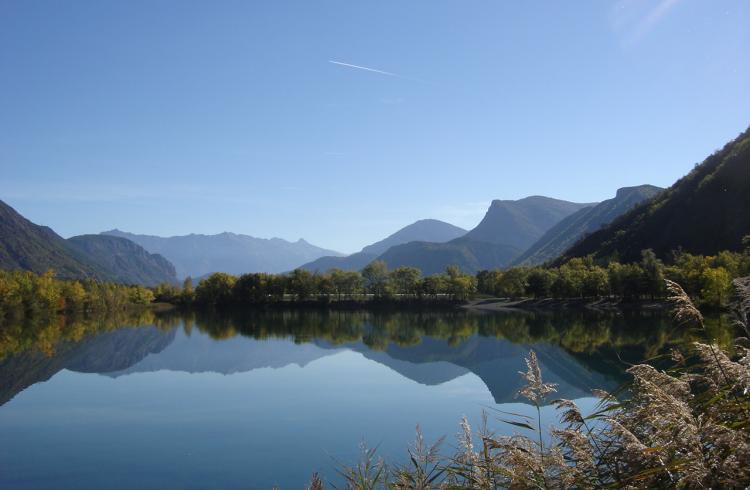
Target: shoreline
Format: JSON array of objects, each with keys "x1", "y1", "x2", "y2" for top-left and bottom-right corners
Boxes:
[
  {"x1": 462, "y1": 297, "x2": 670, "y2": 312},
  {"x1": 156, "y1": 297, "x2": 673, "y2": 314}
]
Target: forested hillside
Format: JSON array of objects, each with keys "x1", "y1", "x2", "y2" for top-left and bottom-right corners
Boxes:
[
  {"x1": 67, "y1": 235, "x2": 177, "y2": 286},
  {"x1": 0, "y1": 200, "x2": 107, "y2": 280},
  {"x1": 560, "y1": 128, "x2": 750, "y2": 263}
]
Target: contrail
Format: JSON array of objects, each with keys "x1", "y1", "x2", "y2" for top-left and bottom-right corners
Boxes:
[{"x1": 329, "y1": 60, "x2": 400, "y2": 78}]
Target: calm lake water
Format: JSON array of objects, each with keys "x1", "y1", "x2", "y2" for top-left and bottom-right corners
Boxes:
[{"x1": 0, "y1": 307, "x2": 719, "y2": 489}]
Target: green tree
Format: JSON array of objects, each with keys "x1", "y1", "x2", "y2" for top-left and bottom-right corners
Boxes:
[
  {"x1": 195, "y1": 273, "x2": 237, "y2": 306},
  {"x1": 495, "y1": 268, "x2": 528, "y2": 298},
  {"x1": 288, "y1": 269, "x2": 316, "y2": 301},
  {"x1": 700, "y1": 267, "x2": 732, "y2": 307},
  {"x1": 445, "y1": 265, "x2": 476, "y2": 301},
  {"x1": 362, "y1": 260, "x2": 390, "y2": 298},
  {"x1": 526, "y1": 268, "x2": 554, "y2": 298},
  {"x1": 389, "y1": 267, "x2": 422, "y2": 297},
  {"x1": 640, "y1": 249, "x2": 665, "y2": 299}
]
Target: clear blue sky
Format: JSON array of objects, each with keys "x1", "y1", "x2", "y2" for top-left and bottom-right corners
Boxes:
[{"x1": 1, "y1": 1, "x2": 748, "y2": 253}]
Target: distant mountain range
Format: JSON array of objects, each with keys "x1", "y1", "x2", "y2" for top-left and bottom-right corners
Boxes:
[
  {"x1": 102, "y1": 230, "x2": 343, "y2": 279},
  {"x1": 300, "y1": 219, "x2": 466, "y2": 272},
  {"x1": 514, "y1": 185, "x2": 663, "y2": 266},
  {"x1": 561, "y1": 127, "x2": 750, "y2": 263},
  {"x1": 0, "y1": 200, "x2": 176, "y2": 285}
]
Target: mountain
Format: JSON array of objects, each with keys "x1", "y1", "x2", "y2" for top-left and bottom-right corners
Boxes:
[
  {"x1": 0, "y1": 200, "x2": 179, "y2": 285},
  {"x1": 375, "y1": 196, "x2": 591, "y2": 273},
  {"x1": 299, "y1": 252, "x2": 378, "y2": 273},
  {"x1": 102, "y1": 230, "x2": 343, "y2": 279},
  {"x1": 514, "y1": 185, "x2": 663, "y2": 266},
  {"x1": 560, "y1": 127, "x2": 750, "y2": 263},
  {"x1": 299, "y1": 219, "x2": 466, "y2": 272},
  {"x1": 377, "y1": 237, "x2": 521, "y2": 275},
  {"x1": 361, "y1": 219, "x2": 467, "y2": 256},
  {"x1": 67, "y1": 235, "x2": 177, "y2": 286},
  {"x1": 464, "y1": 196, "x2": 593, "y2": 250},
  {"x1": 0, "y1": 199, "x2": 108, "y2": 280}
]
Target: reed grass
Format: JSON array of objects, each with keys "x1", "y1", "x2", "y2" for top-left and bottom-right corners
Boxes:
[{"x1": 313, "y1": 277, "x2": 750, "y2": 489}]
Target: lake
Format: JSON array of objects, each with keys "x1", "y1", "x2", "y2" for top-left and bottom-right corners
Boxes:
[{"x1": 0, "y1": 307, "x2": 719, "y2": 489}]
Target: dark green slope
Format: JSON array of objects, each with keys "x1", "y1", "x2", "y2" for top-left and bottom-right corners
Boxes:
[
  {"x1": 515, "y1": 185, "x2": 663, "y2": 266},
  {"x1": 0, "y1": 199, "x2": 178, "y2": 285},
  {"x1": 67, "y1": 235, "x2": 177, "y2": 286},
  {"x1": 0, "y1": 199, "x2": 107, "y2": 280},
  {"x1": 560, "y1": 127, "x2": 750, "y2": 263},
  {"x1": 376, "y1": 237, "x2": 521, "y2": 276}
]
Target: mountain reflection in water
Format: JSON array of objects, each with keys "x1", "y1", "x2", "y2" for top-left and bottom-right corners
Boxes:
[{"x1": 0, "y1": 307, "x2": 729, "y2": 489}]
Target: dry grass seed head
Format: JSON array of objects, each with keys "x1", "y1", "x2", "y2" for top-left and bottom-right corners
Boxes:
[{"x1": 665, "y1": 279, "x2": 704, "y2": 329}]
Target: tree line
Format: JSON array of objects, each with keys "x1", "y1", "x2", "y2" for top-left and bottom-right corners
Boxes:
[
  {"x1": 2, "y1": 247, "x2": 747, "y2": 316},
  {"x1": 152, "y1": 248, "x2": 750, "y2": 309},
  {"x1": 0, "y1": 270, "x2": 155, "y2": 316},
  {"x1": 153, "y1": 262, "x2": 478, "y2": 307}
]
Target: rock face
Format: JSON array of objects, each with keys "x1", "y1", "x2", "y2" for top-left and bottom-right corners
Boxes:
[
  {"x1": 560, "y1": 127, "x2": 750, "y2": 263},
  {"x1": 514, "y1": 185, "x2": 663, "y2": 266},
  {"x1": 464, "y1": 196, "x2": 593, "y2": 251}
]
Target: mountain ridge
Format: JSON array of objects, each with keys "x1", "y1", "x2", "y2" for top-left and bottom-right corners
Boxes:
[
  {"x1": 103, "y1": 229, "x2": 343, "y2": 278},
  {"x1": 375, "y1": 196, "x2": 592, "y2": 273},
  {"x1": 559, "y1": 127, "x2": 750, "y2": 263},
  {"x1": 514, "y1": 185, "x2": 663, "y2": 266}
]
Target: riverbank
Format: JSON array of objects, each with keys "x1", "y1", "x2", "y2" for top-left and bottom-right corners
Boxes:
[{"x1": 462, "y1": 296, "x2": 670, "y2": 312}]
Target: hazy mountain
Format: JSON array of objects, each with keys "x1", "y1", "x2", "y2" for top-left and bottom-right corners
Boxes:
[
  {"x1": 299, "y1": 252, "x2": 378, "y2": 273},
  {"x1": 560, "y1": 127, "x2": 750, "y2": 263},
  {"x1": 375, "y1": 196, "x2": 591, "y2": 273},
  {"x1": 102, "y1": 230, "x2": 343, "y2": 278},
  {"x1": 464, "y1": 196, "x2": 593, "y2": 250},
  {"x1": 299, "y1": 219, "x2": 466, "y2": 272},
  {"x1": 361, "y1": 219, "x2": 466, "y2": 256},
  {"x1": 0, "y1": 199, "x2": 107, "y2": 280},
  {"x1": 514, "y1": 185, "x2": 663, "y2": 266},
  {"x1": 377, "y1": 237, "x2": 521, "y2": 275},
  {"x1": 67, "y1": 235, "x2": 177, "y2": 286}
]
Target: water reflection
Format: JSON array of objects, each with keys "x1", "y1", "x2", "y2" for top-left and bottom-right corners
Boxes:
[
  {"x1": 0, "y1": 307, "x2": 731, "y2": 489},
  {"x1": 0, "y1": 307, "x2": 726, "y2": 408}
]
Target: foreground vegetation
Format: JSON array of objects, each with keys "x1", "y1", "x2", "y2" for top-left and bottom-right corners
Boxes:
[
  {"x1": 149, "y1": 248, "x2": 750, "y2": 309},
  {"x1": 319, "y1": 278, "x2": 750, "y2": 489}
]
